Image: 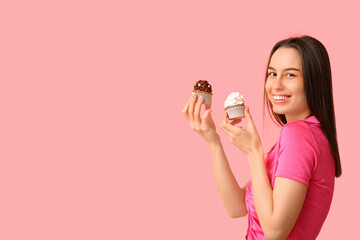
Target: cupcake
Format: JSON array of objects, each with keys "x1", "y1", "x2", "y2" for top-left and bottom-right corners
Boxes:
[
  {"x1": 192, "y1": 80, "x2": 213, "y2": 105},
  {"x1": 224, "y1": 92, "x2": 245, "y2": 119}
]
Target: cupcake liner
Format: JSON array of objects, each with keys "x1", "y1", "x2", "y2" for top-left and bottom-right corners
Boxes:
[
  {"x1": 226, "y1": 105, "x2": 245, "y2": 119},
  {"x1": 193, "y1": 92, "x2": 212, "y2": 105}
]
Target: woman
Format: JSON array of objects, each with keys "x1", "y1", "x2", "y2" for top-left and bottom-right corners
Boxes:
[{"x1": 182, "y1": 36, "x2": 342, "y2": 240}]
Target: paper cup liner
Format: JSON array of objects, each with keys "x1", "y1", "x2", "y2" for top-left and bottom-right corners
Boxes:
[
  {"x1": 193, "y1": 92, "x2": 212, "y2": 105},
  {"x1": 226, "y1": 105, "x2": 245, "y2": 119}
]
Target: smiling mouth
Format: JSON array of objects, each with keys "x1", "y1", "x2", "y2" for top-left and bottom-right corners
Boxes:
[{"x1": 273, "y1": 95, "x2": 290, "y2": 100}]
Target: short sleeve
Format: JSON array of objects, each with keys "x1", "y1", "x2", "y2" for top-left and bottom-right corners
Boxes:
[{"x1": 275, "y1": 121, "x2": 317, "y2": 186}]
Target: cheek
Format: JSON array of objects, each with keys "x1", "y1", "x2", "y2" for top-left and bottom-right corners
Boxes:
[
  {"x1": 286, "y1": 79, "x2": 303, "y2": 93},
  {"x1": 291, "y1": 83, "x2": 306, "y2": 99}
]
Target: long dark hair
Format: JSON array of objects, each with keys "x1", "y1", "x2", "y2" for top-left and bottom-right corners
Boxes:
[{"x1": 264, "y1": 35, "x2": 342, "y2": 177}]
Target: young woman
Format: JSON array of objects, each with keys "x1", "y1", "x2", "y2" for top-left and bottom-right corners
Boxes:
[{"x1": 182, "y1": 36, "x2": 342, "y2": 240}]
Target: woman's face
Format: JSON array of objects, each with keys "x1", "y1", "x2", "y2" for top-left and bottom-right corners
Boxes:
[{"x1": 265, "y1": 47, "x2": 311, "y2": 122}]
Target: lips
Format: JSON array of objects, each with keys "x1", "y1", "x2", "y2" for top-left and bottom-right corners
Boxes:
[
  {"x1": 272, "y1": 95, "x2": 291, "y2": 103},
  {"x1": 274, "y1": 95, "x2": 290, "y2": 100}
]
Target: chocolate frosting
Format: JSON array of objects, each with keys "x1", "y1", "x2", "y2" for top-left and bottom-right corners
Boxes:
[{"x1": 193, "y1": 80, "x2": 212, "y2": 93}]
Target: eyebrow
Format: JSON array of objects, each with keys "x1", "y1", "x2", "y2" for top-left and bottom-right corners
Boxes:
[{"x1": 268, "y1": 66, "x2": 300, "y2": 71}]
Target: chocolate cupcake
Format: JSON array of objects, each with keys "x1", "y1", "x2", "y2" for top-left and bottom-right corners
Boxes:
[
  {"x1": 224, "y1": 92, "x2": 245, "y2": 119},
  {"x1": 192, "y1": 80, "x2": 213, "y2": 105}
]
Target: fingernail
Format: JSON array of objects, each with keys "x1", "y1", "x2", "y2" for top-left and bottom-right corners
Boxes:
[
  {"x1": 199, "y1": 96, "x2": 203, "y2": 100},
  {"x1": 192, "y1": 94, "x2": 196, "y2": 98}
]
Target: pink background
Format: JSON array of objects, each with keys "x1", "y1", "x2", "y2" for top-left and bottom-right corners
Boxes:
[{"x1": 1, "y1": 0, "x2": 359, "y2": 239}]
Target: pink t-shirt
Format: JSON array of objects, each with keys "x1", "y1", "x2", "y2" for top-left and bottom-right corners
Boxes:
[{"x1": 245, "y1": 116, "x2": 335, "y2": 240}]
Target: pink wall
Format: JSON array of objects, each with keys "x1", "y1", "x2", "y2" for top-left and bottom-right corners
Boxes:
[{"x1": 1, "y1": 0, "x2": 358, "y2": 239}]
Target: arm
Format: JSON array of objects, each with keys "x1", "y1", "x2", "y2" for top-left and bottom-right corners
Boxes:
[
  {"x1": 182, "y1": 94, "x2": 248, "y2": 218},
  {"x1": 249, "y1": 151, "x2": 307, "y2": 240},
  {"x1": 209, "y1": 140, "x2": 249, "y2": 218},
  {"x1": 220, "y1": 107, "x2": 307, "y2": 239}
]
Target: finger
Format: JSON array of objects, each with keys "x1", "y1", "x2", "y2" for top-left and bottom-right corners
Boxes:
[
  {"x1": 219, "y1": 123, "x2": 232, "y2": 136},
  {"x1": 229, "y1": 118, "x2": 242, "y2": 126},
  {"x1": 219, "y1": 111, "x2": 231, "y2": 135},
  {"x1": 202, "y1": 108, "x2": 212, "y2": 121},
  {"x1": 220, "y1": 110, "x2": 229, "y2": 126},
  {"x1": 188, "y1": 94, "x2": 197, "y2": 122},
  {"x1": 182, "y1": 96, "x2": 193, "y2": 121},
  {"x1": 221, "y1": 111, "x2": 243, "y2": 132},
  {"x1": 219, "y1": 111, "x2": 239, "y2": 136},
  {"x1": 205, "y1": 103, "x2": 211, "y2": 111},
  {"x1": 244, "y1": 106, "x2": 256, "y2": 130},
  {"x1": 194, "y1": 95, "x2": 204, "y2": 123},
  {"x1": 222, "y1": 121, "x2": 241, "y2": 133}
]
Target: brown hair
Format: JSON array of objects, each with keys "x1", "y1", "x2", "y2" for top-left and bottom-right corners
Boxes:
[{"x1": 264, "y1": 35, "x2": 342, "y2": 177}]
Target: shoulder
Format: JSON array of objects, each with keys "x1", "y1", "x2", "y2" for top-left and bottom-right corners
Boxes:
[
  {"x1": 279, "y1": 119, "x2": 319, "y2": 152},
  {"x1": 281, "y1": 120, "x2": 314, "y2": 139}
]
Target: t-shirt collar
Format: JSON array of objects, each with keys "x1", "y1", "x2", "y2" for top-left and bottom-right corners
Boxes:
[{"x1": 305, "y1": 115, "x2": 320, "y2": 124}]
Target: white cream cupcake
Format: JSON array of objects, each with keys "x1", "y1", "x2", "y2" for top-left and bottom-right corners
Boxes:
[{"x1": 224, "y1": 92, "x2": 245, "y2": 119}]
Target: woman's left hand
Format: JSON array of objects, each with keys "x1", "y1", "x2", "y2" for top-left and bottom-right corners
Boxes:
[{"x1": 219, "y1": 106, "x2": 263, "y2": 156}]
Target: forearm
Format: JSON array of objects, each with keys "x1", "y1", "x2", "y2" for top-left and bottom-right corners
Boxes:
[{"x1": 208, "y1": 140, "x2": 247, "y2": 218}]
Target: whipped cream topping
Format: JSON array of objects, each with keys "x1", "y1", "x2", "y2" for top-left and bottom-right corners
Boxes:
[{"x1": 224, "y1": 92, "x2": 244, "y2": 108}]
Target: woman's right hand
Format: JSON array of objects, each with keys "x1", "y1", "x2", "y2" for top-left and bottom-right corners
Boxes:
[{"x1": 182, "y1": 94, "x2": 220, "y2": 144}]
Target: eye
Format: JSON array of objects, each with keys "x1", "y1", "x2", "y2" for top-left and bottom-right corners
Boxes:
[
  {"x1": 268, "y1": 72, "x2": 276, "y2": 77},
  {"x1": 286, "y1": 73, "x2": 296, "y2": 77}
]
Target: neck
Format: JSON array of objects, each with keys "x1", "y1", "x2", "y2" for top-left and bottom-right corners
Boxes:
[{"x1": 285, "y1": 111, "x2": 312, "y2": 122}]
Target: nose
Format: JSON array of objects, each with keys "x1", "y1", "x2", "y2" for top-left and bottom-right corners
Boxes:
[{"x1": 273, "y1": 75, "x2": 283, "y2": 90}]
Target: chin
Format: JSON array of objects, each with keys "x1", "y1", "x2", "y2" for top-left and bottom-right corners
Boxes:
[
  {"x1": 272, "y1": 105, "x2": 282, "y2": 113},
  {"x1": 272, "y1": 107, "x2": 287, "y2": 115}
]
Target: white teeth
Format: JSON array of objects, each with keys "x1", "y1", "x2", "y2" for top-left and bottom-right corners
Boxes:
[{"x1": 274, "y1": 96, "x2": 289, "y2": 100}]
